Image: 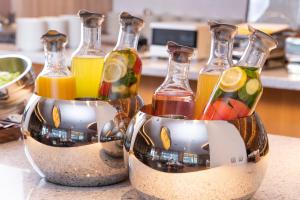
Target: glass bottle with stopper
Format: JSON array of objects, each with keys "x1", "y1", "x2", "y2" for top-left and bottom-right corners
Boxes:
[
  {"x1": 35, "y1": 30, "x2": 75, "y2": 100},
  {"x1": 152, "y1": 41, "x2": 195, "y2": 119},
  {"x1": 71, "y1": 9, "x2": 105, "y2": 99},
  {"x1": 202, "y1": 26, "x2": 278, "y2": 120},
  {"x1": 194, "y1": 21, "x2": 237, "y2": 119},
  {"x1": 99, "y1": 12, "x2": 144, "y2": 100}
]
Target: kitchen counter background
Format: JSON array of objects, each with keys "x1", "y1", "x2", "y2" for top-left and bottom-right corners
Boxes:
[{"x1": 0, "y1": 134, "x2": 299, "y2": 200}]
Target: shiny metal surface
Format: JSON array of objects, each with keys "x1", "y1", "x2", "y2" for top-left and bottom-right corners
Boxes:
[
  {"x1": 125, "y1": 105, "x2": 269, "y2": 200},
  {"x1": 0, "y1": 54, "x2": 35, "y2": 119},
  {"x1": 22, "y1": 94, "x2": 143, "y2": 186}
]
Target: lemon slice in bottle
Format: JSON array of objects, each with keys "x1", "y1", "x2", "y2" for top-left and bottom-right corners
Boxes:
[
  {"x1": 103, "y1": 62, "x2": 123, "y2": 83},
  {"x1": 106, "y1": 52, "x2": 128, "y2": 78},
  {"x1": 220, "y1": 67, "x2": 247, "y2": 92},
  {"x1": 108, "y1": 52, "x2": 129, "y2": 66},
  {"x1": 109, "y1": 58, "x2": 127, "y2": 77}
]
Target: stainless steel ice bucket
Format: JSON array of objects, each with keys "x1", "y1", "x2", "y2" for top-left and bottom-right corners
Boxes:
[
  {"x1": 21, "y1": 94, "x2": 143, "y2": 186},
  {"x1": 124, "y1": 105, "x2": 269, "y2": 200},
  {"x1": 0, "y1": 54, "x2": 35, "y2": 120}
]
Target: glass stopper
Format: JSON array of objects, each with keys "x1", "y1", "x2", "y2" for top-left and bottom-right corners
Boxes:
[
  {"x1": 78, "y1": 9, "x2": 104, "y2": 28},
  {"x1": 41, "y1": 30, "x2": 67, "y2": 52}
]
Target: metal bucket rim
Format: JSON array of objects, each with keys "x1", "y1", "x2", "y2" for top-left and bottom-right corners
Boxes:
[{"x1": 139, "y1": 104, "x2": 255, "y2": 122}]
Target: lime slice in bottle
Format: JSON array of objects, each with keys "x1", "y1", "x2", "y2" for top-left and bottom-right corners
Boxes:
[
  {"x1": 246, "y1": 78, "x2": 260, "y2": 95},
  {"x1": 103, "y1": 62, "x2": 123, "y2": 83},
  {"x1": 220, "y1": 67, "x2": 247, "y2": 92}
]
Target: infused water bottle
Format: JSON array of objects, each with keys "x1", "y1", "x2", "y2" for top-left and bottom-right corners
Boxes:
[
  {"x1": 71, "y1": 10, "x2": 105, "y2": 99},
  {"x1": 99, "y1": 12, "x2": 144, "y2": 100},
  {"x1": 194, "y1": 21, "x2": 237, "y2": 119},
  {"x1": 35, "y1": 30, "x2": 75, "y2": 100},
  {"x1": 152, "y1": 41, "x2": 195, "y2": 119},
  {"x1": 202, "y1": 26, "x2": 277, "y2": 120}
]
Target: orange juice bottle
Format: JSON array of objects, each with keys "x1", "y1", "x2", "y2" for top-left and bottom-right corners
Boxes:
[
  {"x1": 194, "y1": 21, "x2": 237, "y2": 119},
  {"x1": 35, "y1": 30, "x2": 75, "y2": 100}
]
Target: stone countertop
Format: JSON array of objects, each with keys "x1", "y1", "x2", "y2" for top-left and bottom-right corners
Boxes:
[
  {"x1": 0, "y1": 134, "x2": 299, "y2": 200},
  {"x1": 1, "y1": 43, "x2": 300, "y2": 91}
]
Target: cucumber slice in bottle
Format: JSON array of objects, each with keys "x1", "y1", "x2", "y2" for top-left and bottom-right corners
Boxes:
[{"x1": 246, "y1": 79, "x2": 261, "y2": 95}]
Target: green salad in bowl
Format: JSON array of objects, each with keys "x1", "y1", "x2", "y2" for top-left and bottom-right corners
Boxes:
[{"x1": 0, "y1": 71, "x2": 20, "y2": 87}]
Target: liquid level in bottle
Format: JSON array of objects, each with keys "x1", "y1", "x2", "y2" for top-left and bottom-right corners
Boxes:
[
  {"x1": 194, "y1": 72, "x2": 221, "y2": 119},
  {"x1": 71, "y1": 55, "x2": 104, "y2": 98},
  {"x1": 35, "y1": 75, "x2": 76, "y2": 100},
  {"x1": 152, "y1": 91, "x2": 195, "y2": 119}
]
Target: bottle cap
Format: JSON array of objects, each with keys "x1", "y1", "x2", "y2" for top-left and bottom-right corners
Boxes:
[
  {"x1": 78, "y1": 9, "x2": 104, "y2": 28},
  {"x1": 248, "y1": 25, "x2": 278, "y2": 51},
  {"x1": 167, "y1": 41, "x2": 194, "y2": 63},
  {"x1": 119, "y1": 12, "x2": 144, "y2": 33},
  {"x1": 41, "y1": 30, "x2": 67, "y2": 52},
  {"x1": 208, "y1": 20, "x2": 237, "y2": 41}
]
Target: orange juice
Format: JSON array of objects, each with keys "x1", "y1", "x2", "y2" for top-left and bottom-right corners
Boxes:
[
  {"x1": 35, "y1": 75, "x2": 76, "y2": 100},
  {"x1": 194, "y1": 72, "x2": 221, "y2": 119}
]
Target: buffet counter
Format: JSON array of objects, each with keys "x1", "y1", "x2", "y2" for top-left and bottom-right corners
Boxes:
[{"x1": 0, "y1": 134, "x2": 299, "y2": 200}]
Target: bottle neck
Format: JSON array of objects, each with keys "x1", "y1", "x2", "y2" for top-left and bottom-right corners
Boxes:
[
  {"x1": 164, "y1": 57, "x2": 191, "y2": 88},
  {"x1": 80, "y1": 25, "x2": 102, "y2": 50},
  {"x1": 44, "y1": 50, "x2": 66, "y2": 70},
  {"x1": 238, "y1": 41, "x2": 268, "y2": 70},
  {"x1": 115, "y1": 27, "x2": 139, "y2": 50},
  {"x1": 207, "y1": 33, "x2": 233, "y2": 70}
]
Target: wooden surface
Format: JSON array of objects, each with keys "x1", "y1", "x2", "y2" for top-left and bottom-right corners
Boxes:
[
  {"x1": 140, "y1": 75, "x2": 300, "y2": 138},
  {"x1": 10, "y1": 0, "x2": 112, "y2": 17},
  {"x1": 0, "y1": 127, "x2": 21, "y2": 143},
  {"x1": 256, "y1": 88, "x2": 300, "y2": 137}
]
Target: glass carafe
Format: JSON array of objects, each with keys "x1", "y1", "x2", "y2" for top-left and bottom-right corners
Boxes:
[
  {"x1": 35, "y1": 30, "x2": 75, "y2": 100},
  {"x1": 99, "y1": 12, "x2": 144, "y2": 100},
  {"x1": 194, "y1": 21, "x2": 237, "y2": 119},
  {"x1": 152, "y1": 41, "x2": 195, "y2": 119},
  {"x1": 71, "y1": 10, "x2": 105, "y2": 99},
  {"x1": 202, "y1": 26, "x2": 278, "y2": 120}
]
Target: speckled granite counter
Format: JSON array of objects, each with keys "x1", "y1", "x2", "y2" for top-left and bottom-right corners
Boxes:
[{"x1": 0, "y1": 134, "x2": 299, "y2": 200}]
